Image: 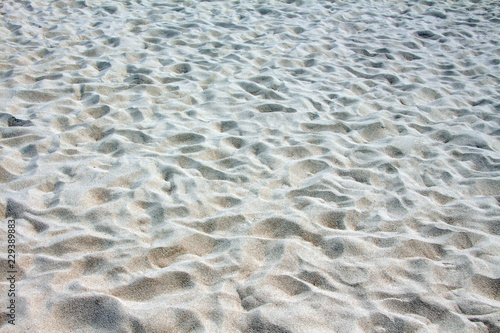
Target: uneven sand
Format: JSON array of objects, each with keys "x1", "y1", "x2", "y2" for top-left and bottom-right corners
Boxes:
[{"x1": 0, "y1": 0, "x2": 500, "y2": 332}]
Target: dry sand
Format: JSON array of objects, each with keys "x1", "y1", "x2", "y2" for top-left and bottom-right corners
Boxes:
[{"x1": 1, "y1": 0, "x2": 500, "y2": 332}]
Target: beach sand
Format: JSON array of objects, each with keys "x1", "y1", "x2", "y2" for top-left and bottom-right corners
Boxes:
[{"x1": 0, "y1": 0, "x2": 499, "y2": 332}]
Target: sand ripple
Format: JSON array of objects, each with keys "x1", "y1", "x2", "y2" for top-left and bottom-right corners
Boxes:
[{"x1": 1, "y1": 0, "x2": 499, "y2": 332}]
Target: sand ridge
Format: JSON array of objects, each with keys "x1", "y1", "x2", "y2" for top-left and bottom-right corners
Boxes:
[{"x1": 0, "y1": 0, "x2": 499, "y2": 332}]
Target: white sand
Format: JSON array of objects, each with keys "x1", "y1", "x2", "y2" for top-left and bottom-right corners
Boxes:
[{"x1": 1, "y1": 0, "x2": 499, "y2": 332}]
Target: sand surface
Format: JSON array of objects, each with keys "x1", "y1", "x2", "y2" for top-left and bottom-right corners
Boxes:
[{"x1": 1, "y1": 0, "x2": 500, "y2": 332}]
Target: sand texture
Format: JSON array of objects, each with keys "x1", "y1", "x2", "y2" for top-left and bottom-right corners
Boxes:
[{"x1": 1, "y1": 0, "x2": 500, "y2": 332}]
